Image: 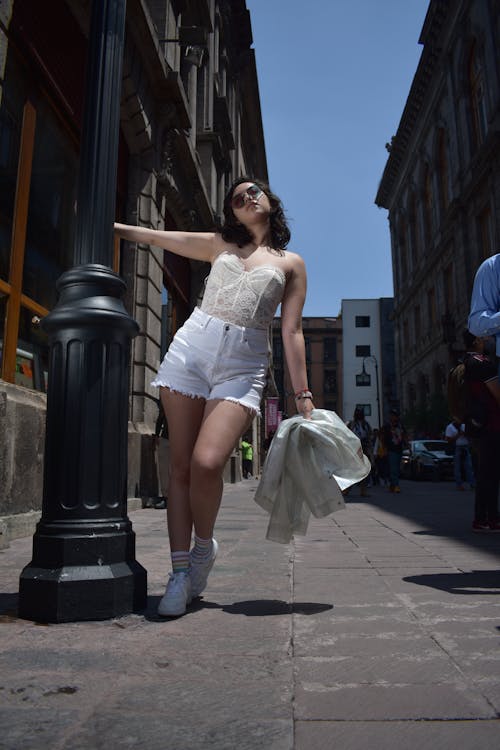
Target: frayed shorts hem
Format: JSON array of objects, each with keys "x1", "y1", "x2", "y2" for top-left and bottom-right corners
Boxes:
[{"x1": 154, "y1": 383, "x2": 260, "y2": 416}]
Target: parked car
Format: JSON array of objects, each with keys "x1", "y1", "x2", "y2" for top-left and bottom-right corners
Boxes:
[{"x1": 400, "y1": 440, "x2": 454, "y2": 481}]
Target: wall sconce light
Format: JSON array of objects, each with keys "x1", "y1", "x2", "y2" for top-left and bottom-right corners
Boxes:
[
  {"x1": 356, "y1": 355, "x2": 381, "y2": 427},
  {"x1": 184, "y1": 45, "x2": 205, "y2": 67}
]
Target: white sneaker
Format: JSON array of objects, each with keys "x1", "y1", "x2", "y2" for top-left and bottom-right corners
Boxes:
[
  {"x1": 158, "y1": 571, "x2": 192, "y2": 617},
  {"x1": 190, "y1": 538, "x2": 218, "y2": 598}
]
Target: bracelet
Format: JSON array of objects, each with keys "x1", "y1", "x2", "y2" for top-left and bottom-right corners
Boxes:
[{"x1": 294, "y1": 389, "x2": 313, "y2": 400}]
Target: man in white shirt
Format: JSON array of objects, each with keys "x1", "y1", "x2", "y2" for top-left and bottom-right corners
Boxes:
[{"x1": 445, "y1": 419, "x2": 475, "y2": 490}]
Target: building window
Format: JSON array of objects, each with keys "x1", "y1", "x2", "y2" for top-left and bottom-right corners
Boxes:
[
  {"x1": 324, "y1": 369, "x2": 337, "y2": 393},
  {"x1": 437, "y1": 129, "x2": 449, "y2": 215},
  {"x1": 409, "y1": 191, "x2": 419, "y2": 265},
  {"x1": 274, "y1": 367, "x2": 284, "y2": 396},
  {"x1": 407, "y1": 382, "x2": 416, "y2": 410},
  {"x1": 356, "y1": 403, "x2": 372, "y2": 417},
  {"x1": 477, "y1": 207, "x2": 494, "y2": 262},
  {"x1": 468, "y1": 41, "x2": 488, "y2": 149},
  {"x1": 399, "y1": 221, "x2": 408, "y2": 283},
  {"x1": 355, "y1": 316, "x2": 370, "y2": 328},
  {"x1": 356, "y1": 345, "x2": 371, "y2": 357},
  {"x1": 273, "y1": 336, "x2": 283, "y2": 361},
  {"x1": 323, "y1": 336, "x2": 337, "y2": 363},
  {"x1": 403, "y1": 318, "x2": 409, "y2": 354},
  {"x1": 443, "y1": 264, "x2": 454, "y2": 311},
  {"x1": 427, "y1": 287, "x2": 437, "y2": 329},
  {"x1": 356, "y1": 372, "x2": 371, "y2": 387},
  {"x1": 422, "y1": 165, "x2": 433, "y2": 249},
  {"x1": 305, "y1": 336, "x2": 311, "y2": 363},
  {"x1": 414, "y1": 305, "x2": 421, "y2": 343}
]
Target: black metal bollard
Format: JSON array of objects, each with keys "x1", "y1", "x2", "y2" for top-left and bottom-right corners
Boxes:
[{"x1": 19, "y1": 264, "x2": 147, "y2": 622}]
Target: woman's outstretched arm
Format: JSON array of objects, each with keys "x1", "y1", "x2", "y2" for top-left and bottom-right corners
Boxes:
[{"x1": 114, "y1": 223, "x2": 220, "y2": 263}]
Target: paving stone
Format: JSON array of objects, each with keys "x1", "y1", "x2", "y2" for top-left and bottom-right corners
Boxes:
[
  {"x1": 295, "y1": 720, "x2": 500, "y2": 750},
  {"x1": 1, "y1": 478, "x2": 500, "y2": 748}
]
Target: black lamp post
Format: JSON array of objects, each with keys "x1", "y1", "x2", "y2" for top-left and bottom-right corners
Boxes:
[
  {"x1": 360, "y1": 355, "x2": 381, "y2": 428},
  {"x1": 18, "y1": 0, "x2": 147, "y2": 622}
]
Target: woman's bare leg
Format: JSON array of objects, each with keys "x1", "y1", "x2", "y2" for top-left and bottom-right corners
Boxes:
[
  {"x1": 160, "y1": 388, "x2": 206, "y2": 552},
  {"x1": 190, "y1": 399, "x2": 252, "y2": 539}
]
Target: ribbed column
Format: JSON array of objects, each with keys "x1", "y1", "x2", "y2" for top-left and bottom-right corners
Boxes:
[{"x1": 19, "y1": 266, "x2": 147, "y2": 622}]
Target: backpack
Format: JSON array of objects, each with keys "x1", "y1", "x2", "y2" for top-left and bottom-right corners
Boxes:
[{"x1": 447, "y1": 357, "x2": 488, "y2": 436}]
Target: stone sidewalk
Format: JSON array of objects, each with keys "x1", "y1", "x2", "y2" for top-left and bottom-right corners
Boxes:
[{"x1": 0, "y1": 478, "x2": 499, "y2": 749}]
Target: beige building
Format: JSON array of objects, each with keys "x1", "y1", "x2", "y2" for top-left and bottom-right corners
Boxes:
[
  {"x1": 0, "y1": 0, "x2": 267, "y2": 543},
  {"x1": 272, "y1": 316, "x2": 343, "y2": 421},
  {"x1": 375, "y1": 0, "x2": 500, "y2": 435}
]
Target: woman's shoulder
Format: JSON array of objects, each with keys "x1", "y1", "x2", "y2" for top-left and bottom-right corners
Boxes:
[{"x1": 282, "y1": 249, "x2": 306, "y2": 271}]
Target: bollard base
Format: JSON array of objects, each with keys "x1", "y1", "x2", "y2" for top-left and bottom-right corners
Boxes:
[{"x1": 19, "y1": 560, "x2": 147, "y2": 623}]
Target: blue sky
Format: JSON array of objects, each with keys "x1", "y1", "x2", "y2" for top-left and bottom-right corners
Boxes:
[{"x1": 246, "y1": 0, "x2": 430, "y2": 316}]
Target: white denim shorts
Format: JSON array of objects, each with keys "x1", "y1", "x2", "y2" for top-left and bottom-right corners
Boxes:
[{"x1": 151, "y1": 307, "x2": 269, "y2": 414}]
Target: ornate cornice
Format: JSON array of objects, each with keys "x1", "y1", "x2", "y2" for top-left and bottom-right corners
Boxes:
[{"x1": 375, "y1": 0, "x2": 451, "y2": 209}]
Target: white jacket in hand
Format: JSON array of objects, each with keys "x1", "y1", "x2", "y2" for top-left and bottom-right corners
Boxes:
[{"x1": 255, "y1": 409, "x2": 371, "y2": 543}]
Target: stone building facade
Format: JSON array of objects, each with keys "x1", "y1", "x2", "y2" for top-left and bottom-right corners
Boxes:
[
  {"x1": 0, "y1": 0, "x2": 267, "y2": 543},
  {"x1": 375, "y1": 0, "x2": 500, "y2": 434}
]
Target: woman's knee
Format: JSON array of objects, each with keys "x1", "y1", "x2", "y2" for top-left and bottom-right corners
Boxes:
[{"x1": 191, "y1": 449, "x2": 226, "y2": 480}]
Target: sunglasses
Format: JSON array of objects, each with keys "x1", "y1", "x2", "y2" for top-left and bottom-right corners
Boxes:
[{"x1": 231, "y1": 184, "x2": 263, "y2": 209}]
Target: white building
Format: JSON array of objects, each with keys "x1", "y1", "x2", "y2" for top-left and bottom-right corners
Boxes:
[{"x1": 342, "y1": 299, "x2": 397, "y2": 429}]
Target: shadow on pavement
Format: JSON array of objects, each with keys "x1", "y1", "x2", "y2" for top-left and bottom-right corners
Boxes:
[
  {"x1": 0, "y1": 592, "x2": 18, "y2": 619},
  {"x1": 350, "y1": 480, "x2": 500, "y2": 561},
  {"x1": 219, "y1": 599, "x2": 333, "y2": 616},
  {"x1": 144, "y1": 595, "x2": 333, "y2": 621},
  {"x1": 403, "y1": 570, "x2": 500, "y2": 595},
  {"x1": 1, "y1": 591, "x2": 332, "y2": 623}
]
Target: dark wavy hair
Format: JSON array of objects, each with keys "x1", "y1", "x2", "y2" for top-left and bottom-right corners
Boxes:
[{"x1": 220, "y1": 177, "x2": 290, "y2": 253}]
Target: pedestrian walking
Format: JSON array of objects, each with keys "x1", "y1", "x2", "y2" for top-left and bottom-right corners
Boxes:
[
  {"x1": 347, "y1": 407, "x2": 373, "y2": 497},
  {"x1": 114, "y1": 177, "x2": 314, "y2": 616},
  {"x1": 462, "y1": 330, "x2": 500, "y2": 532},
  {"x1": 373, "y1": 428, "x2": 389, "y2": 486},
  {"x1": 445, "y1": 418, "x2": 475, "y2": 490},
  {"x1": 381, "y1": 409, "x2": 407, "y2": 493},
  {"x1": 240, "y1": 438, "x2": 253, "y2": 479}
]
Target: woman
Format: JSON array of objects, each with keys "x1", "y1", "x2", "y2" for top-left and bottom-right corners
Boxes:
[{"x1": 114, "y1": 177, "x2": 314, "y2": 616}]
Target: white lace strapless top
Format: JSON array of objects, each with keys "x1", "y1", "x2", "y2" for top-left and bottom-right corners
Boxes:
[{"x1": 200, "y1": 252, "x2": 287, "y2": 329}]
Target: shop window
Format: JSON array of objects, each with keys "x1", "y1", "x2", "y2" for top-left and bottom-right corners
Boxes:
[
  {"x1": 0, "y1": 14, "x2": 127, "y2": 392},
  {"x1": 23, "y1": 96, "x2": 77, "y2": 310},
  {"x1": 0, "y1": 97, "x2": 21, "y2": 280},
  {"x1": 0, "y1": 50, "x2": 75, "y2": 390}
]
